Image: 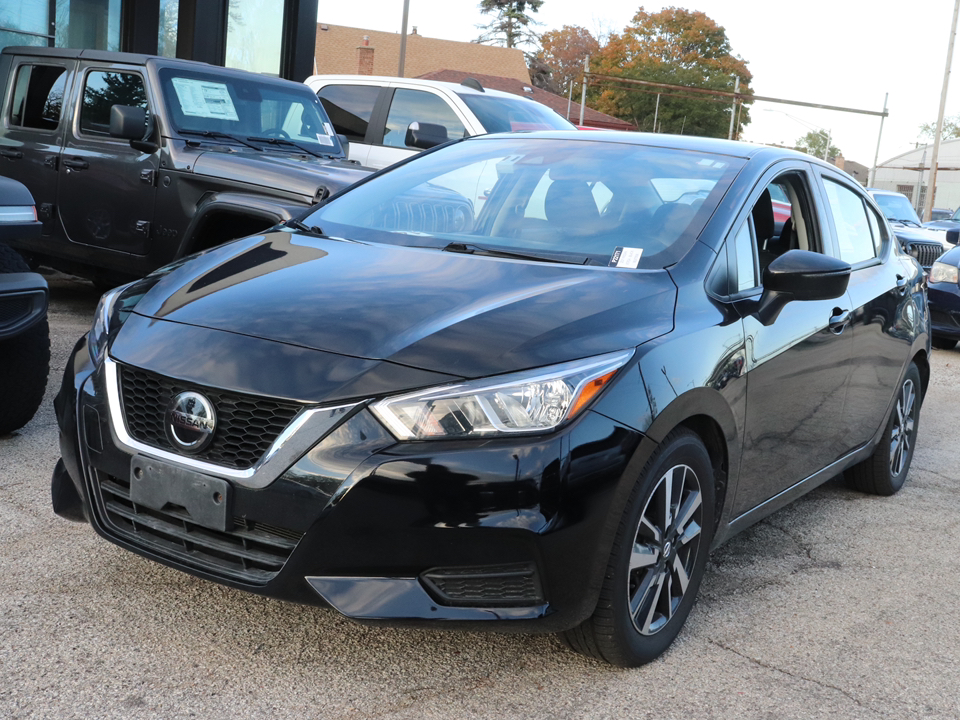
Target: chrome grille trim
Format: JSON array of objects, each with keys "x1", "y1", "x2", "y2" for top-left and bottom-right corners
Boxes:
[{"x1": 103, "y1": 357, "x2": 359, "y2": 488}]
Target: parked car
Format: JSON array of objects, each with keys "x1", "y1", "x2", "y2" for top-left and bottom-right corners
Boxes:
[
  {"x1": 930, "y1": 207, "x2": 954, "y2": 222},
  {"x1": 867, "y1": 188, "x2": 948, "y2": 270},
  {"x1": 0, "y1": 176, "x2": 49, "y2": 435},
  {"x1": 927, "y1": 245, "x2": 960, "y2": 348},
  {"x1": 305, "y1": 75, "x2": 575, "y2": 169},
  {"x1": 923, "y1": 206, "x2": 960, "y2": 246},
  {"x1": 0, "y1": 47, "x2": 371, "y2": 286},
  {"x1": 52, "y1": 132, "x2": 929, "y2": 667}
]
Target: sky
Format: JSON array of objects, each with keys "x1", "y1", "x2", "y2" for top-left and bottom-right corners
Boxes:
[{"x1": 317, "y1": 0, "x2": 960, "y2": 167}]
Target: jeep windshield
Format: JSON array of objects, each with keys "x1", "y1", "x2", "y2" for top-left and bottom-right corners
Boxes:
[
  {"x1": 871, "y1": 193, "x2": 922, "y2": 227},
  {"x1": 302, "y1": 135, "x2": 744, "y2": 269},
  {"x1": 158, "y1": 68, "x2": 343, "y2": 156}
]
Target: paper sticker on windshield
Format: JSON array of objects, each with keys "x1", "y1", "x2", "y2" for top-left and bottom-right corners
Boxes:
[
  {"x1": 315, "y1": 133, "x2": 334, "y2": 146},
  {"x1": 323, "y1": 122, "x2": 334, "y2": 136},
  {"x1": 609, "y1": 246, "x2": 643, "y2": 268},
  {"x1": 171, "y1": 78, "x2": 239, "y2": 121}
]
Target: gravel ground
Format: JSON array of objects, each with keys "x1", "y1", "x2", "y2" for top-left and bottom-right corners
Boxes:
[{"x1": 2, "y1": 273, "x2": 958, "y2": 720}]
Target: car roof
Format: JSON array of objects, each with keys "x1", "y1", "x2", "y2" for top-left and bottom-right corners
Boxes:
[
  {"x1": 305, "y1": 74, "x2": 529, "y2": 100},
  {"x1": 466, "y1": 130, "x2": 826, "y2": 162}
]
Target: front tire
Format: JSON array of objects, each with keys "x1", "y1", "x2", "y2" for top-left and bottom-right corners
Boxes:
[
  {"x1": 561, "y1": 429, "x2": 715, "y2": 666},
  {"x1": 847, "y1": 362, "x2": 921, "y2": 496}
]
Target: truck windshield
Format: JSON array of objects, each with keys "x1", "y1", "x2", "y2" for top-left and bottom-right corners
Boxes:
[{"x1": 158, "y1": 68, "x2": 343, "y2": 155}]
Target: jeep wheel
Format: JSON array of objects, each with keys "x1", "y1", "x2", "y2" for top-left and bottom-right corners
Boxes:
[{"x1": 0, "y1": 245, "x2": 50, "y2": 435}]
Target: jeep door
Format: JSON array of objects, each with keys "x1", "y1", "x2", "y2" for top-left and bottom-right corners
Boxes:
[
  {"x1": 0, "y1": 55, "x2": 74, "y2": 238},
  {"x1": 57, "y1": 63, "x2": 158, "y2": 255}
]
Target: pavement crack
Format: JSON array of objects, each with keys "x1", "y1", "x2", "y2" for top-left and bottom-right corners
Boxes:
[{"x1": 707, "y1": 639, "x2": 882, "y2": 715}]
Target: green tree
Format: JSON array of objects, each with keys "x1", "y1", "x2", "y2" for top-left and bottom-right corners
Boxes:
[
  {"x1": 794, "y1": 130, "x2": 841, "y2": 160},
  {"x1": 919, "y1": 115, "x2": 960, "y2": 140},
  {"x1": 540, "y1": 25, "x2": 600, "y2": 93},
  {"x1": 590, "y1": 7, "x2": 752, "y2": 138},
  {"x1": 475, "y1": 0, "x2": 543, "y2": 49}
]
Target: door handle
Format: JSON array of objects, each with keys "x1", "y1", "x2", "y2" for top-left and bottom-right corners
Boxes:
[
  {"x1": 0, "y1": 148, "x2": 23, "y2": 159},
  {"x1": 895, "y1": 275, "x2": 908, "y2": 296},
  {"x1": 829, "y1": 308, "x2": 851, "y2": 334},
  {"x1": 62, "y1": 157, "x2": 89, "y2": 171}
]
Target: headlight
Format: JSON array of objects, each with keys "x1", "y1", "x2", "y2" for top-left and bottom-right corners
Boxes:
[
  {"x1": 930, "y1": 261, "x2": 959, "y2": 285},
  {"x1": 371, "y1": 349, "x2": 634, "y2": 440},
  {"x1": 87, "y1": 275, "x2": 163, "y2": 364}
]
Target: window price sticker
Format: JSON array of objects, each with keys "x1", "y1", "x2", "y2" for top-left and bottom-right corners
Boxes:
[{"x1": 609, "y1": 246, "x2": 643, "y2": 268}]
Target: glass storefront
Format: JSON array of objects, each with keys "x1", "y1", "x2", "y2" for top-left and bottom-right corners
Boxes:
[
  {"x1": 0, "y1": 0, "x2": 53, "y2": 48},
  {"x1": 225, "y1": 0, "x2": 282, "y2": 76},
  {"x1": 158, "y1": 0, "x2": 179, "y2": 59},
  {"x1": 55, "y1": 0, "x2": 122, "y2": 51}
]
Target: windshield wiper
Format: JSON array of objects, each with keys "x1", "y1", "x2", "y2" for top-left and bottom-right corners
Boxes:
[
  {"x1": 247, "y1": 136, "x2": 340, "y2": 160},
  {"x1": 285, "y1": 219, "x2": 326, "y2": 236},
  {"x1": 442, "y1": 241, "x2": 590, "y2": 265},
  {"x1": 890, "y1": 217, "x2": 922, "y2": 227},
  {"x1": 177, "y1": 129, "x2": 263, "y2": 151}
]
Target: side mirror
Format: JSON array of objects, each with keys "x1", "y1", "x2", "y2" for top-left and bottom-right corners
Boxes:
[
  {"x1": 757, "y1": 249, "x2": 851, "y2": 326},
  {"x1": 110, "y1": 105, "x2": 157, "y2": 153},
  {"x1": 405, "y1": 121, "x2": 448, "y2": 150}
]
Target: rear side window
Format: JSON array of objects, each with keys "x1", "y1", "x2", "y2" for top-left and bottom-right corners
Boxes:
[
  {"x1": 317, "y1": 84, "x2": 380, "y2": 142},
  {"x1": 383, "y1": 89, "x2": 467, "y2": 148},
  {"x1": 823, "y1": 178, "x2": 877, "y2": 264},
  {"x1": 9, "y1": 64, "x2": 67, "y2": 130},
  {"x1": 79, "y1": 70, "x2": 148, "y2": 136}
]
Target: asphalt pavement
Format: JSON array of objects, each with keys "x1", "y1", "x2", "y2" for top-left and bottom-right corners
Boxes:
[{"x1": 2, "y1": 273, "x2": 959, "y2": 720}]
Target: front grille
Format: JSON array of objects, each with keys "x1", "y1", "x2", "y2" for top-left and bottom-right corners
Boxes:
[
  {"x1": 0, "y1": 295, "x2": 30, "y2": 328},
  {"x1": 914, "y1": 242, "x2": 944, "y2": 269},
  {"x1": 377, "y1": 200, "x2": 472, "y2": 234},
  {"x1": 93, "y1": 470, "x2": 302, "y2": 583},
  {"x1": 119, "y1": 365, "x2": 302, "y2": 470},
  {"x1": 421, "y1": 563, "x2": 544, "y2": 607}
]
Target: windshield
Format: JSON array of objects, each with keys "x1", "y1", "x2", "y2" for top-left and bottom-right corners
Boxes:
[
  {"x1": 303, "y1": 136, "x2": 744, "y2": 268},
  {"x1": 457, "y1": 94, "x2": 575, "y2": 133},
  {"x1": 158, "y1": 68, "x2": 343, "y2": 154},
  {"x1": 872, "y1": 193, "x2": 921, "y2": 225}
]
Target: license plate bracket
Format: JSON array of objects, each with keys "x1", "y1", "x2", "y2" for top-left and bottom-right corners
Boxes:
[{"x1": 129, "y1": 455, "x2": 231, "y2": 532}]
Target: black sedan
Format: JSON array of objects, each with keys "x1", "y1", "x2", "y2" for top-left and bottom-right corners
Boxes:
[
  {"x1": 52, "y1": 132, "x2": 929, "y2": 667},
  {"x1": 928, "y1": 246, "x2": 960, "y2": 348}
]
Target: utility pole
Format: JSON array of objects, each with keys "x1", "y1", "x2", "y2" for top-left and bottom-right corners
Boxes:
[
  {"x1": 868, "y1": 93, "x2": 889, "y2": 188},
  {"x1": 566, "y1": 80, "x2": 573, "y2": 120},
  {"x1": 579, "y1": 55, "x2": 589, "y2": 126},
  {"x1": 653, "y1": 93, "x2": 660, "y2": 133},
  {"x1": 727, "y1": 76, "x2": 739, "y2": 140},
  {"x1": 397, "y1": 0, "x2": 410, "y2": 77},
  {"x1": 924, "y1": 0, "x2": 960, "y2": 221}
]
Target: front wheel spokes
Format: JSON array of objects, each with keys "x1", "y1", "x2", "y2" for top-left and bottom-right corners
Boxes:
[
  {"x1": 890, "y1": 380, "x2": 916, "y2": 476},
  {"x1": 629, "y1": 463, "x2": 703, "y2": 636}
]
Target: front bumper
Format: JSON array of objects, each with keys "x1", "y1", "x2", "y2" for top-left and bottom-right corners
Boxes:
[
  {"x1": 54, "y1": 338, "x2": 645, "y2": 633},
  {"x1": 928, "y1": 282, "x2": 960, "y2": 339}
]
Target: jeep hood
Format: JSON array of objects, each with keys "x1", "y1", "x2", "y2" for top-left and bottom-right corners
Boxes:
[
  {"x1": 191, "y1": 149, "x2": 371, "y2": 200},
  {"x1": 117, "y1": 231, "x2": 674, "y2": 394}
]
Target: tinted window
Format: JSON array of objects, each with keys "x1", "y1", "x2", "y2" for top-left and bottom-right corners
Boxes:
[
  {"x1": 317, "y1": 84, "x2": 380, "y2": 142},
  {"x1": 457, "y1": 93, "x2": 574, "y2": 133},
  {"x1": 9, "y1": 65, "x2": 67, "y2": 130},
  {"x1": 80, "y1": 71, "x2": 148, "y2": 135},
  {"x1": 383, "y1": 89, "x2": 467, "y2": 148},
  {"x1": 305, "y1": 137, "x2": 744, "y2": 269},
  {"x1": 823, "y1": 179, "x2": 876, "y2": 264}
]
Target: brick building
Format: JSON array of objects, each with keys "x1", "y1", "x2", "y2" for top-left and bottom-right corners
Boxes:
[{"x1": 315, "y1": 23, "x2": 529, "y2": 82}]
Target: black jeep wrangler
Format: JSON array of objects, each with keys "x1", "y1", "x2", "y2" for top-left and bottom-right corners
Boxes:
[{"x1": 0, "y1": 47, "x2": 371, "y2": 285}]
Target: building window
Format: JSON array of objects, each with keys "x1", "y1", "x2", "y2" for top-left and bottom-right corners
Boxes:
[
  {"x1": 0, "y1": 0, "x2": 54, "y2": 48},
  {"x1": 158, "y1": 0, "x2": 179, "y2": 58},
  {"x1": 55, "y1": 0, "x2": 122, "y2": 52},
  {"x1": 225, "y1": 0, "x2": 282, "y2": 76},
  {"x1": 896, "y1": 185, "x2": 914, "y2": 201}
]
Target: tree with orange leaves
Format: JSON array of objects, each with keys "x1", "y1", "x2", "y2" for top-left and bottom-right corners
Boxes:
[
  {"x1": 540, "y1": 25, "x2": 601, "y2": 94},
  {"x1": 590, "y1": 7, "x2": 752, "y2": 138}
]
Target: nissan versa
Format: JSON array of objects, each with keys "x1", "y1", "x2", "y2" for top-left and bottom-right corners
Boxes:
[{"x1": 53, "y1": 132, "x2": 929, "y2": 667}]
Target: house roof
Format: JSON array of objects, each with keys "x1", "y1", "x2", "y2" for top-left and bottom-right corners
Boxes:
[
  {"x1": 417, "y1": 69, "x2": 635, "y2": 132},
  {"x1": 314, "y1": 24, "x2": 529, "y2": 82}
]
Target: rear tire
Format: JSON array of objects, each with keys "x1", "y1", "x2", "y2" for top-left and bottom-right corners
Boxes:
[
  {"x1": 0, "y1": 244, "x2": 50, "y2": 435},
  {"x1": 932, "y1": 337, "x2": 957, "y2": 350},
  {"x1": 847, "y1": 362, "x2": 921, "y2": 496},
  {"x1": 561, "y1": 428, "x2": 715, "y2": 666}
]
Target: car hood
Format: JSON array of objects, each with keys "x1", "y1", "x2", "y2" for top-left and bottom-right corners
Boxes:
[
  {"x1": 890, "y1": 223, "x2": 950, "y2": 247},
  {"x1": 127, "y1": 231, "x2": 676, "y2": 382},
  {"x1": 924, "y1": 219, "x2": 960, "y2": 230},
  {"x1": 191, "y1": 148, "x2": 371, "y2": 200}
]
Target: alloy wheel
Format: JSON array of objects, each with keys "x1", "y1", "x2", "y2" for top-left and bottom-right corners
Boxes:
[
  {"x1": 628, "y1": 463, "x2": 703, "y2": 636},
  {"x1": 890, "y1": 378, "x2": 916, "y2": 477}
]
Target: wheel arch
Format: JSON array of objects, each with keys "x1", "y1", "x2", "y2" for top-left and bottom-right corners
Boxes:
[
  {"x1": 177, "y1": 192, "x2": 305, "y2": 257},
  {"x1": 912, "y1": 348, "x2": 930, "y2": 400}
]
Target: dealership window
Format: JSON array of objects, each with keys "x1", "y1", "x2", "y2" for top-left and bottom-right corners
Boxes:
[
  {"x1": 79, "y1": 70, "x2": 148, "y2": 135},
  {"x1": 55, "y1": 0, "x2": 122, "y2": 52},
  {"x1": 0, "y1": 0, "x2": 53, "y2": 48},
  {"x1": 9, "y1": 64, "x2": 67, "y2": 130},
  {"x1": 158, "y1": 0, "x2": 179, "y2": 58},
  {"x1": 225, "y1": 0, "x2": 282, "y2": 76}
]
